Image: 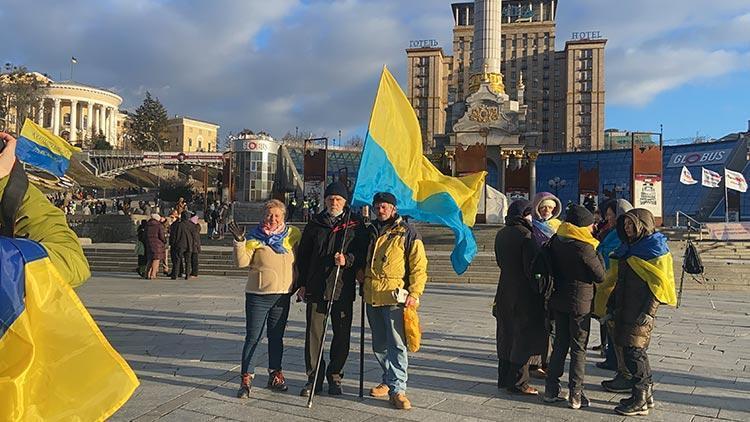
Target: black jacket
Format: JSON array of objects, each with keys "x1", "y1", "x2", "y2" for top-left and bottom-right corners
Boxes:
[
  {"x1": 189, "y1": 222, "x2": 201, "y2": 253},
  {"x1": 494, "y1": 216, "x2": 548, "y2": 364},
  {"x1": 295, "y1": 209, "x2": 368, "y2": 302},
  {"x1": 169, "y1": 219, "x2": 195, "y2": 252},
  {"x1": 548, "y1": 235, "x2": 606, "y2": 315}
]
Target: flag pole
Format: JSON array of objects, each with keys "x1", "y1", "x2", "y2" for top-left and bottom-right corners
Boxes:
[{"x1": 724, "y1": 167, "x2": 729, "y2": 223}]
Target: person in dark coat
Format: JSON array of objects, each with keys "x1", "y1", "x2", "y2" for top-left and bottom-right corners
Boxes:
[
  {"x1": 189, "y1": 214, "x2": 201, "y2": 278},
  {"x1": 493, "y1": 199, "x2": 547, "y2": 395},
  {"x1": 610, "y1": 208, "x2": 675, "y2": 416},
  {"x1": 145, "y1": 213, "x2": 166, "y2": 279},
  {"x1": 136, "y1": 219, "x2": 148, "y2": 278},
  {"x1": 169, "y1": 211, "x2": 194, "y2": 280},
  {"x1": 295, "y1": 182, "x2": 368, "y2": 397},
  {"x1": 543, "y1": 205, "x2": 606, "y2": 409}
]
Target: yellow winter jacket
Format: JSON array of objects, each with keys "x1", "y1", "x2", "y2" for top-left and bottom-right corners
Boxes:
[
  {"x1": 0, "y1": 176, "x2": 90, "y2": 288},
  {"x1": 364, "y1": 217, "x2": 428, "y2": 306}
]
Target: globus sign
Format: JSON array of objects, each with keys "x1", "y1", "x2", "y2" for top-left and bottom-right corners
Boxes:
[{"x1": 667, "y1": 149, "x2": 731, "y2": 168}]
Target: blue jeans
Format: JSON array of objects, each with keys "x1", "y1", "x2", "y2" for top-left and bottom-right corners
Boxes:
[
  {"x1": 366, "y1": 304, "x2": 408, "y2": 395},
  {"x1": 240, "y1": 293, "x2": 291, "y2": 374}
]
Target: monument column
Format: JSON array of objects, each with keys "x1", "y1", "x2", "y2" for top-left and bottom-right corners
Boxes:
[
  {"x1": 528, "y1": 151, "x2": 539, "y2": 199},
  {"x1": 499, "y1": 150, "x2": 509, "y2": 193},
  {"x1": 98, "y1": 105, "x2": 105, "y2": 136},
  {"x1": 470, "y1": 0, "x2": 504, "y2": 94}
]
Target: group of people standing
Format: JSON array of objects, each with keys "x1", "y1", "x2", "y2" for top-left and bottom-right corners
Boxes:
[
  {"x1": 230, "y1": 182, "x2": 427, "y2": 410},
  {"x1": 494, "y1": 191, "x2": 674, "y2": 416},
  {"x1": 136, "y1": 209, "x2": 202, "y2": 280}
]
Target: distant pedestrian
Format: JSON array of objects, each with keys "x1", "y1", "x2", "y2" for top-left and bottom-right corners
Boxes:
[
  {"x1": 229, "y1": 199, "x2": 301, "y2": 398},
  {"x1": 189, "y1": 214, "x2": 201, "y2": 278},
  {"x1": 169, "y1": 211, "x2": 194, "y2": 280},
  {"x1": 145, "y1": 214, "x2": 166, "y2": 280},
  {"x1": 136, "y1": 219, "x2": 148, "y2": 278}
]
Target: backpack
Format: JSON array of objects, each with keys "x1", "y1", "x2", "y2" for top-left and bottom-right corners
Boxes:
[
  {"x1": 683, "y1": 241, "x2": 704, "y2": 275},
  {"x1": 528, "y1": 237, "x2": 555, "y2": 304}
]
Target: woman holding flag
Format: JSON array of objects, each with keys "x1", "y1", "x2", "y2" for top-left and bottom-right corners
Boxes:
[{"x1": 608, "y1": 208, "x2": 676, "y2": 416}]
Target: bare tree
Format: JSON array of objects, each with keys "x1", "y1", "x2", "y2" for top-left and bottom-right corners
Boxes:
[{"x1": 0, "y1": 65, "x2": 50, "y2": 133}]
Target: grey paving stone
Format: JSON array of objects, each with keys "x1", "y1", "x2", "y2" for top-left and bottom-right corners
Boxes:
[{"x1": 75, "y1": 274, "x2": 749, "y2": 421}]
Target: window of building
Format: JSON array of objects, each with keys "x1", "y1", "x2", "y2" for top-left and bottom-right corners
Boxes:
[{"x1": 188, "y1": 138, "x2": 192, "y2": 147}]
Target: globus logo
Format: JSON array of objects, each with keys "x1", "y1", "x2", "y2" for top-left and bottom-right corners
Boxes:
[{"x1": 668, "y1": 150, "x2": 729, "y2": 167}]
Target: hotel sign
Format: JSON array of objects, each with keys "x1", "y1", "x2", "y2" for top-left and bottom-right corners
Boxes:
[
  {"x1": 409, "y1": 39, "x2": 439, "y2": 48},
  {"x1": 503, "y1": 5, "x2": 534, "y2": 21},
  {"x1": 667, "y1": 149, "x2": 732, "y2": 168},
  {"x1": 571, "y1": 31, "x2": 603, "y2": 40}
]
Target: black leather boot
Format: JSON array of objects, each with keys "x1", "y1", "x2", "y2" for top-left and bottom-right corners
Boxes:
[
  {"x1": 619, "y1": 383, "x2": 655, "y2": 408},
  {"x1": 615, "y1": 388, "x2": 649, "y2": 416}
]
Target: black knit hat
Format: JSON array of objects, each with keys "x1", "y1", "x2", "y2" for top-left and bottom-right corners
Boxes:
[
  {"x1": 324, "y1": 182, "x2": 349, "y2": 201},
  {"x1": 565, "y1": 204, "x2": 595, "y2": 227},
  {"x1": 372, "y1": 192, "x2": 397, "y2": 206},
  {"x1": 508, "y1": 199, "x2": 532, "y2": 217}
]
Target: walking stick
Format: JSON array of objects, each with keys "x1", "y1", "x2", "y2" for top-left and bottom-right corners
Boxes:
[
  {"x1": 359, "y1": 284, "x2": 365, "y2": 399},
  {"x1": 307, "y1": 209, "x2": 353, "y2": 409},
  {"x1": 359, "y1": 205, "x2": 369, "y2": 399}
]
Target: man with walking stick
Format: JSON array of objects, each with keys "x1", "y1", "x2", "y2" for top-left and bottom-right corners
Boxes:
[
  {"x1": 362, "y1": 192, "x2": 428, "y2": 410},
  {"x1": 296, "y1": 182, "x2": 367, "y2": 399}
]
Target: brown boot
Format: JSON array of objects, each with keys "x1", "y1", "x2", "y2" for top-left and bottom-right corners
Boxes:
[
  {"x1": 369, "y1": 383, "x2": 389, "y2": 397},
  {"x1": 390, "y1": 392, "x2": 412, "y2": 410},
  {"x1": 237, "y1": 373, "x2": 253, "y2": 398}
]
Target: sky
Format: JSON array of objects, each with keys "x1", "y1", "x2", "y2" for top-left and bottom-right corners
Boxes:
[{"x1": 3, "y1": 0, "x2": 749, "y2": 146}]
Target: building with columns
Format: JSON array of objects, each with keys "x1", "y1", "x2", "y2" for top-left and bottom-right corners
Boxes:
[{"x1": 1, "y1": 72, "x2": 125, "y2": 148}]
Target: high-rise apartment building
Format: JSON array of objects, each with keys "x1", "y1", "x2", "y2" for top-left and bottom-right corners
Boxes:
[
  {"x1": 405, "y1": 0, "x2": 607, "y2": 152},
  {"x1": 405, "y1": 47, "x2": 452, "y2": 150}
]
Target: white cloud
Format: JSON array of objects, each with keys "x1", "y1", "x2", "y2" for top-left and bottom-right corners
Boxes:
[
  {"x1": 3, "y1": 0, "x2": 748, "y2": 136},
  {"x1": 608, "y1": 48, "x2": 750, "y2": 106}
]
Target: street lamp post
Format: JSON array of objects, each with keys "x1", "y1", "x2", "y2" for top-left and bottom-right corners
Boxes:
[{"x1": 548, "y1": 176, "x2": 567, "y2": 197}]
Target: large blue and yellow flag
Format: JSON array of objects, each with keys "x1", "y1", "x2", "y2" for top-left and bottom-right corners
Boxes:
[
  {"x1": 593, "y1": 231, "x2": 677, "y2": 317},
  {"x1": 16, "y1": 118, "x2": 80, "y2": 177},
  {"x1": 0, "y1": 237, "x2": 139, "y2": 421},
  {"x1": 353, "y1": 67, "x2": 486, "y2": 274}
]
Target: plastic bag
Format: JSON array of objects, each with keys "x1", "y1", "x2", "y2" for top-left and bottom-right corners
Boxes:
[{"x1": 403, "y1": 305, "x2": 421, "y2": 353}]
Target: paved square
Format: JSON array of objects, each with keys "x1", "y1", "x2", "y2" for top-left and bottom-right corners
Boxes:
[{"x1": 77, "y1": 273, "x2": 750, "y2": 421}]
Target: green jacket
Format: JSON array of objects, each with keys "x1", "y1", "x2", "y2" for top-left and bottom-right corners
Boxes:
[{"x1": 0, "y1": 177, "x2": 91, "y2": 288}]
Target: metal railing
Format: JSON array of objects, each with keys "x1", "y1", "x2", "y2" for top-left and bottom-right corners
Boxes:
[{"x1": 674, "y1": 211, "x2": 705, "y2": 240}]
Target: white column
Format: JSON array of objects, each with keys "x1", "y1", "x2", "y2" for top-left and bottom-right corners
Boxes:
[
  {"x1": 110, "y1": 109, "x2": 118, "y2": 147},
  {"x1": 69, "y1": 100, "x2": 78, "y2": 143},
  {"x1": 97, "y1": 105, "x2": 104, "y2": 137},
  {"x1": 103, "y1": 107, "x2": 110, "y2": 142},
  {"x1": 471, "y1": 0, "x2": 503, "y2": 75},
  {"x1": 87, "y1": 102, "x2": 94, "y2": 138},
  {"x1": 52, "y1": 98, "x2": 61, "y2": 135},
  {"x1": 551, "y1": 0, "x2": 555, "y2": 21},
  {"x1": 37, "y1": 100, "x2": 44, "y2": 126}
]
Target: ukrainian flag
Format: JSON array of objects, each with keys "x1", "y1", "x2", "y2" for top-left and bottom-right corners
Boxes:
[
  {"x1": 352, "y1": 67, "x2": 486, "y2": 274},
  {"x1": 594, "y1": 232, "x2": 677, "y2": 317},
  {"x1": 0, "y1": 237, "x2": 138, "y2": 421},
  {"x1": 16, "y1": 118, "x2": 80, "y2": 177}
]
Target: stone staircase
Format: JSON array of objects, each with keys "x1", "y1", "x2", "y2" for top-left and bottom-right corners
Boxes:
[{"x1": 83, "y1": 224, "x2": 750, "y2": 290}]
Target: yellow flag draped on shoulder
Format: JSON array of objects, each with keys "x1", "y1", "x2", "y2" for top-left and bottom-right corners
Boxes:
[
  {"x1": 0, "y1": 238, "x2": 139, "y2": 421},
  {"x1": 593, "y1": 232, "x2": 676, "y2": 318}
]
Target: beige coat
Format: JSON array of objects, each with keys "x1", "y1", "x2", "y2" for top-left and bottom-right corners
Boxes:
[{"x1": 234, "y1": 226, "x2": 301, "y2": 294}]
